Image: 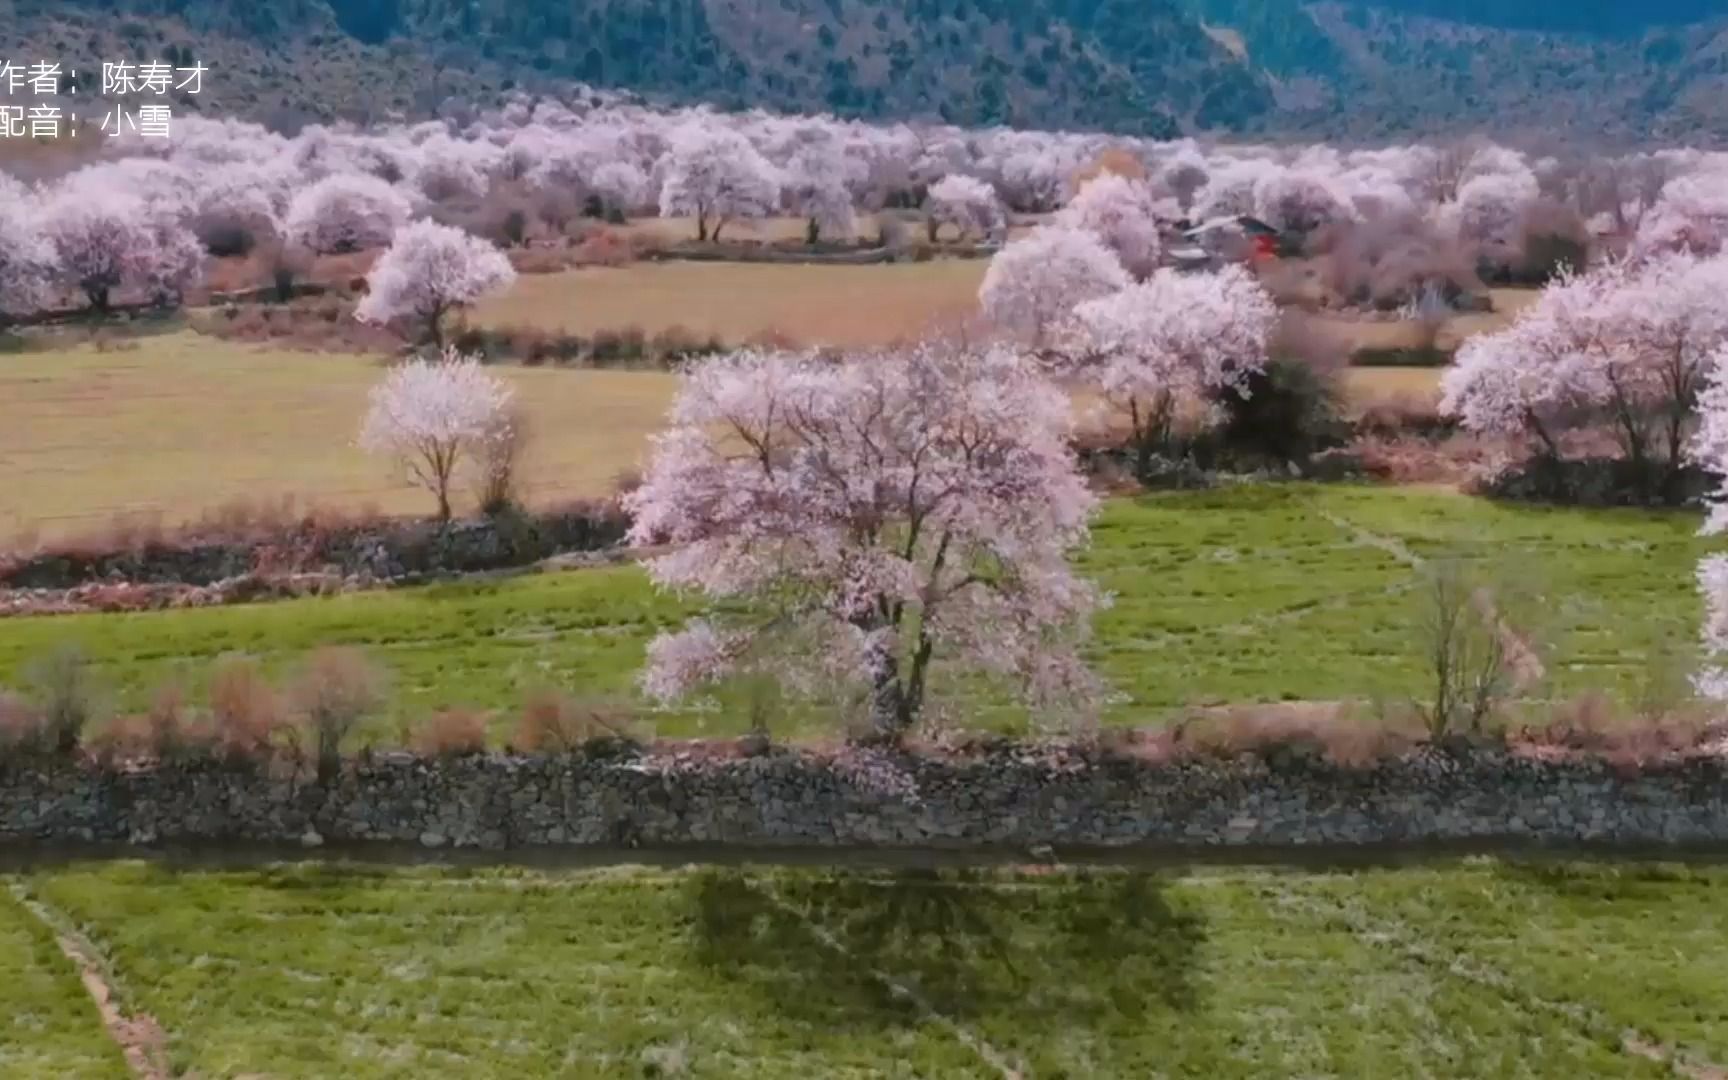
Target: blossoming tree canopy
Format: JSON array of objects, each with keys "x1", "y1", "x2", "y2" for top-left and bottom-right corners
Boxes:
[
  {"x1": 624, "y1": 342, "x2": 1105, "y2": 737},
  {"x1": 1054, "y1": 172, "x2": 1165, "y2": 279},
  {"x1": 283, "y1": 172, "x2": 414, "y2": 255},
  {"x1": 1059, "y1": 265, "x2": 1277, "y2": 464},
  {"x1": 356, "y1": 219, "x2": 517, "y2": 345},
  {"x1": 979, "y1": 225, "x2": 1129, "y2": 346},
  {"x1": 1442, "y1": 254, "x2": 1728, "y2": 469},
  {"x1": 924, "y1": 174, "x2": 1004, "y2": 242},
  {"x1": 359, "y1": 349, "x2": 515, "y2": 521},
  {"x1": 1689, "y1": 349, "x2": 1728, "y2": 699},
  {"x1": 657, "y1": 123, "x2": 782, "y2": 242}
]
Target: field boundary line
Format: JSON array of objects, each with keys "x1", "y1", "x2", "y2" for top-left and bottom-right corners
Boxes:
[
  {"x1": 1317, "y1": 509, "x2": 1424, "y2": 568},
  {"x1": 6, "y1": 880, "x2": 172, "y2": 1080},
  {"x1": 757, "y1": 881, "x2": 1025, "y2": 1080},
  {"x1": 1284, "y1": 887, "x2": 1728, "y2": 1079}
]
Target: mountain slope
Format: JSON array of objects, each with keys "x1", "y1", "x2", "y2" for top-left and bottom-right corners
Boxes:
[
  {"x1": 6, "y1": 0, "x2": 1274, "y2": 136},
  {"x1": 9, "y1": 0, "x2": 1728, "y2": 141},
  {"x1": 1184, "y1": 0, "x2": 1728, "y2": 142}
]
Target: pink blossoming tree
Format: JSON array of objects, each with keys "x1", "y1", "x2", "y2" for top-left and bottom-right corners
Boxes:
[
  {"x1": 1442, "y1": 254, "x2": 1728, "y2": 488},
  {"x1": 42, "y1": 190, "x2": 161, "y2": 313},
  {"x1": 1686, "y1": 349, "x2": 1728, "y2": 698},
  {"x1": 1059, "y1": 266, "x2": 1277, "y2": 472},
  {"x1": 356, "y1": 220, "x2": 516, "y2": 346},
  {"x1": 1054, "y1": 172, "x2": 1164, "y2": 280},
  {"x1": 359, "y1": 348, "x2": 515, "y2": 520},
  {"x1": 924, "y1": 174, "x2": 1003, "y2": 242},
  {"x1": 624, "y1": 342, "x2": 1104, "y2": 739},
  {"x1": 0, "y1": 178, "x2": 55, "y2": 321},
  {"x1": 978, "y1": 226, "x2": 1128, "y2": 347},
  {"x1": 284, "y1": 173, "x2": 414, "y2": 255},
  {"x1": 657, "y1": 124, "x2": 782, "y2": 242}
]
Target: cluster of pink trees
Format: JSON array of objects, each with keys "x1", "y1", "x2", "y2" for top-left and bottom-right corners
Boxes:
[
  {"x1": 624, "y1": 341, "x2": 1102, "y2": 736},
  {"x1": 9, "y1": 94, "x2": 1728, "y2": 322},
  {"x1": 0, "y1": 176, "x2": 53, "y2": 322},
  {"x1": 1442, "y1": 253, "x2": 1728, "y2": 484}
]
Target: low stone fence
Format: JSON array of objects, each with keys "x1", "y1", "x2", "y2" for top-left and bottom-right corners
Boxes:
[
  {"x1": 0, "y1": 506, "x2": 630, "y2": 617},
  {"x1": 2, "y1": 746, "x2": 1726, "y2": 852}
]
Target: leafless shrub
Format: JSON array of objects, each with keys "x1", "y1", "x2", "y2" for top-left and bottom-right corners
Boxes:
[
  {"x1": 0, "y1": 691, "x2": 51, "y2": 758},
  {"x1": 411, "y1": 707, "x2": 489, "y2": 758},
  {"x1": 1325, "y1": 212, "x2": 1483, "y2": 311},
  {"x1": 1521, "y1": 691, "x2": 1717, "y2": 768},
  {"x1": 1173, "y1": 703, "x2": 1420, "y2": 766},
  {"x1": 208, "y1": 656, "x2": 285, "y2": 765},
  {"x1": 142, "y1": 682, "x2": 215, "y2": 763},
  {"x1": 474, "y1": 407, "x2": 528, "y2": 516},
  {"x1": 23, "y1": 643, "x2": 104, "y2": 755},
  {"x1": 288, "y1": 647, "x2": 387, "y2": 781},
  {"x1": 1415, "y1": 560, "x2": 1544, "y2": 738},
  {"x1": 514, "y1": 690, "x2": 632, "y2": 753}
]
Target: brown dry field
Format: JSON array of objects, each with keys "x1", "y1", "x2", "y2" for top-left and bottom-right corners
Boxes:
[
  {"x1": 0, "y1": 333, "x2": 676, "y2": 545},
  {"x1": 474, "y1": 258, "x2": 990, "y2": 348},
  {"x1": 2, "y1": 262, "x2": 1522, "y2": 544}
]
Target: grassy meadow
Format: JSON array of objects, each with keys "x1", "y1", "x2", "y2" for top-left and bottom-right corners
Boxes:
[
  {"x1": 0, "y1": 485, "x2": 1704, "y2": 739},
  {"x1": 3, "y1": 856, "x2": 1726, "y2": 1077},
  {"x1": 0, "y1": 320, "x2": 1441, "y2": 546},
  {"x1": 0, "y1": 332, "x2": 676, "y2": 544}
]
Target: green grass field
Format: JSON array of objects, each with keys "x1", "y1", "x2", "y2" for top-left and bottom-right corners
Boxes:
[
  {"x1": 0, "y1": 485, "x2": 1706, "y2": 739},
  {"x1": 4, "y1": 856, "x2": 1725, "y2": 1077},
  {"x1": 0, "y1": 889, "x2": 127, "y2": 1079}
]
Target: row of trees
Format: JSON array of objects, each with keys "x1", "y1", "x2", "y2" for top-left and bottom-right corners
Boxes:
[
  {"x1": 1441, "y1": 252, "x2": 1728, "y2": 494},
  {"x1": 356, "y1": 177, "x2": 1288, "y2": 736},
  {"x1": 9, "y1": 93, "x2": 1728, "y2": 322}
]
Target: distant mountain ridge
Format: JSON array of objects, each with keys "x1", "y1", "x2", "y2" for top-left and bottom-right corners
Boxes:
[
  {"x1": 6, "y1": 0, "x2": 1728, "y2": 142},
  {"x1": 1184, "y1": 1, "x2": 1728, "y2": 142}
]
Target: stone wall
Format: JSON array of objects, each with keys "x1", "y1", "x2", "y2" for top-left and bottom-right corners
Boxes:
[{"x1": 3, "y1": 746, "x2": 1728, "y2": 852}]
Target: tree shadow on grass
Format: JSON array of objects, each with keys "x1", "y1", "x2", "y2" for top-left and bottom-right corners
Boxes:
[{"x1": 686, "y1": 867, "x2": 1206, "y2": 1034}]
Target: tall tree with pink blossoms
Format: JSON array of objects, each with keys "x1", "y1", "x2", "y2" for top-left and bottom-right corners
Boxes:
[
  {"x1": 0, "y1": 177, "x2": 55, "y2": 321},
  {"x1": 784, "y1": 142, "x2": 859, "y2": 244},
  {"x1": 924, "y1": 174, "x2": 1004, "y2": 242},
  {"x1": 356, "y1": 220, "x2": 516, "y2": 346},
  {"x1": 624, "y1": 342, "x2": 1104, "y2": 739},
  {"x1": 979, "y1": 226, "x2": 1128, "y2": 347},
  {"x1": 657, "y1": 124, "x2": 782, "y2": 242},
  {"x1": 1442, "y1": 254, "x2": 1728, "y2": 491},
  {"x1": 1684, "y1": 351, "x2": 1728, "y2": 699},
  {"x1": 358, "y1": 348, "x2": 514, "y2": 521},
  {"x1": 1054, "y1": 172, "x2": 1165, "y2": 280},
  {"x1": 41, "y1": 190, "x2": 161, "y2": 313},
  {"x1": 1059, "y1": 266, "x2": 1277, "y2": 473},
  {"x1": 1635, "y1": 171, "x2": 1728, "y2": 259},
  {"x1": 283, "y1": 173, "x2": 414, "y2": 255}
]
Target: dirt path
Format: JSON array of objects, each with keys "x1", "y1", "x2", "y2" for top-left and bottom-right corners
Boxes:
[{"x1": 7, "y1": 881, "x2": 171, "y2": 1079}]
